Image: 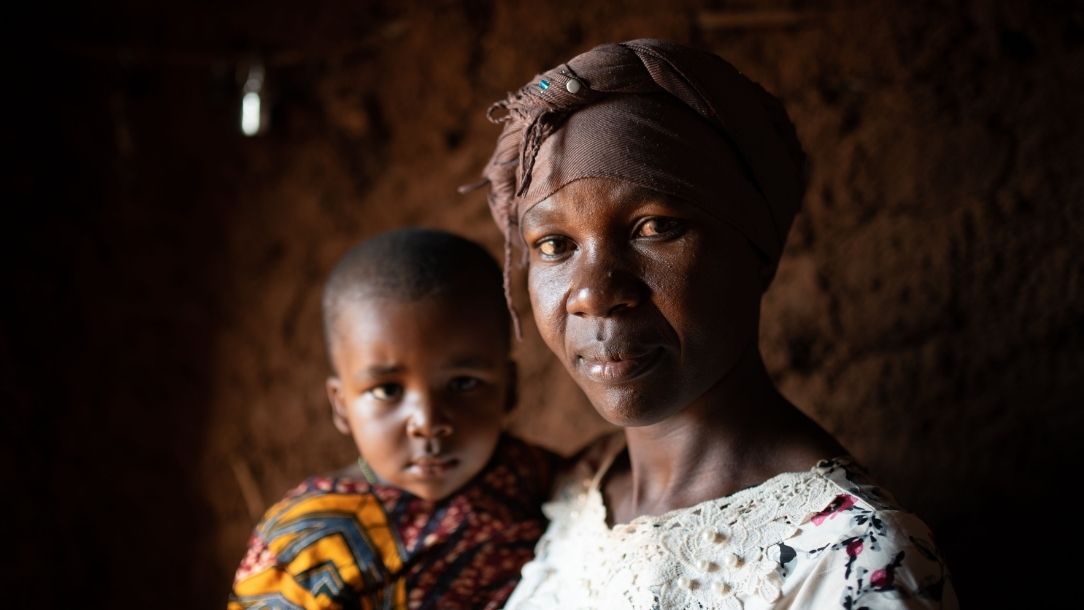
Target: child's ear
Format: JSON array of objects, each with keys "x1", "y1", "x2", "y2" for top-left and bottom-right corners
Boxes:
[
  {"x1": 326, "y1": 376, "x2": 352, "y2": 435},
  {"x1": 504, "y1": 360, "x2": 518, "y2": 413}
]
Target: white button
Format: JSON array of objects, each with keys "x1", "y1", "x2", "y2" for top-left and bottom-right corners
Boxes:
[{"x1": 565, "y1": 78, "x2": 582, "y2": 93}]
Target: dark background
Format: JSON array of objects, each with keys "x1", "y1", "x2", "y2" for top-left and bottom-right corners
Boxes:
[{"x1": 8, "y1": 0, "x2": 1082, "y2": 607}]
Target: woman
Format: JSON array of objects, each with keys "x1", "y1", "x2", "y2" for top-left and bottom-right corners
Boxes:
[{"x1": 468, "y1": 39, "x2": 957, "y2": 609}]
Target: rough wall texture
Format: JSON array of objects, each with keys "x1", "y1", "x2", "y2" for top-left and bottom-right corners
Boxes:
[{"x1": 10, "y1": 0, "x2": 1082, "y2": 607}]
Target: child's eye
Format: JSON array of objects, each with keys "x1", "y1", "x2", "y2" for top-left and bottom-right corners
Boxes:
[
  {"x1": 635, "y1": 217, "x2": 685, "y2": 239},
  {"x1": 535, "y1": 236, "x2": 574, "y2": 259},
  {"x1": 368, "y1": 383, "x2": 403, "y2": 401},
  {"x1": 448, "y1": 377, "x2": 482, "y2": 393}
]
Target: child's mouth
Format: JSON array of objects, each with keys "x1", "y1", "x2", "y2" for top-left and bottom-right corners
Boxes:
[{"x1": 409, "y1": 456, "x2": 458, "y2": 478}]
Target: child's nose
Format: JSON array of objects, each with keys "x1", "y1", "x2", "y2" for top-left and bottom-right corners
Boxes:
[{"x1": 406, "y1": 399, "x2": 453, "y2": 439}]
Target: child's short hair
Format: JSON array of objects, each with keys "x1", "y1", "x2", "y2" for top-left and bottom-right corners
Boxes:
[{"x1": 321, "y1": 228, "x2": 509, "y2": 357}]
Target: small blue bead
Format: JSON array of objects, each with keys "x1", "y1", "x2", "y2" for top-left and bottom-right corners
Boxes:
[{"x1": 539, "y1": 79, "x2": 550, "y2": 90}]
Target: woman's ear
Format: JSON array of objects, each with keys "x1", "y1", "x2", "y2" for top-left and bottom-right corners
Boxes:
[
  {"x1": 504, "y1": 360, "x2": 518, "y2": 413},
  {"x1": 326, "y1": 377, "x2": 352, "y2": 435}
]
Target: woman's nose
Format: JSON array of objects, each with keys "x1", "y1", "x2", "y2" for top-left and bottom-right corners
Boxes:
[
  {"x1": 565, "y1": 250, "x2": 645, "y2": 318},
  {"x1": 405, "y1": 398, "x2": 453, "y2": 439}
]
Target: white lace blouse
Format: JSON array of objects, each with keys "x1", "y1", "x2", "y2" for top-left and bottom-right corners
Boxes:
[{"x1": 504, "y1": 435, "x2": 957, "y2": 610}]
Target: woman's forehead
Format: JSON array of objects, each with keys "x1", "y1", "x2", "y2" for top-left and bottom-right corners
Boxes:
[
  {"x1": 521, "y1": 177, "x2": 709, "y2": 225},
  {"x1": 551, "y1": 178, "x2": 668, "y2": 205}
]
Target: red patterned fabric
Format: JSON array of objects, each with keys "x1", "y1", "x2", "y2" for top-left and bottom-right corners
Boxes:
[{"x1": 229, "y1": 435, "x2": 559, "y2": 610}]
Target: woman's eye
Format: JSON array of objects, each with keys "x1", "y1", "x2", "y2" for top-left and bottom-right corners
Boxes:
[
  {"x1": 535, "y1": 236, "x2": 573, "y2": 259},
  {"x1": 636, "y1": 217, "x2": 684, "y2": 238},
  {"x1": 448, "y1": 377, "x2": 482, "y2": 393},
  {"x1": 368, "y1": 384, "x2": 403, "y2": 401}
]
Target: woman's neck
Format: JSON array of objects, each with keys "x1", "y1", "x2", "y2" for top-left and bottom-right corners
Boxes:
[{"x1": 608, "y1": 343, "x2": 842, "y2": 523}]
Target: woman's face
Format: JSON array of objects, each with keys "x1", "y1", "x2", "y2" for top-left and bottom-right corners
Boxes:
[{"x1": 520, "y1": 177, "x2": 765, "y2": 427}]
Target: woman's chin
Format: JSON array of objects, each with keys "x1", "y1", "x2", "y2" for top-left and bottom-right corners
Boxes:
[{"x1": 584, "y1": 387, "x2": 686, "y2": 428}]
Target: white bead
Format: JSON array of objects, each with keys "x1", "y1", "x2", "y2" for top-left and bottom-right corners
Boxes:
[
  {"x1": 565, "y1": 78, "x2": 582, "y2": 93},
  {"x1": 724, "y1": 553, "x2": 741, "y2": 567},
  {"x1": 716, "y1": 581, "x2": 731, "y2": 595},
  {"x1": 702, "y1": 529, "x2": 726, "y2": 543},
  {"x1": 698, "y1": 560, "x2": 718, "y2": 572},
  {"x1": 678, "y1": 577, "x2": 699, "y2": 590}
]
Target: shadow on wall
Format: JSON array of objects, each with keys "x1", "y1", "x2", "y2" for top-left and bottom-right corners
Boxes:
[{"x1": 9, "y1": 1, "x2": 1083, "y2": 608}]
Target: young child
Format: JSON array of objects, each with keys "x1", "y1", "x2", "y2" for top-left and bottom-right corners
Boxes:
[{"x1": 228, "y1": 228, "x2": 558, "y2": 610}]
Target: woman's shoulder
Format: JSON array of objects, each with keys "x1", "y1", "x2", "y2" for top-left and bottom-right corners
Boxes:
[
  {"x1": 811, "y1": 457, "x2": 905, "y2": 511},
  {"x1": 779, "y1": 457, "x2": 958, "y2": 608},
  {"x1": 799, "y1": 457, "x2": 946, "y2": 562}
]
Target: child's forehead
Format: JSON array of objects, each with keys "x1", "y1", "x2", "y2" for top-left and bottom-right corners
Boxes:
[
  {"x1": 341, "y1": 289, "x2": 493, "y2": 321},
  {"x1": 329, "y1": 295, "x2": 510, "y2": 378},
  {"x1": 333, "y1": 291, "x2": 509, "y2": 350}
]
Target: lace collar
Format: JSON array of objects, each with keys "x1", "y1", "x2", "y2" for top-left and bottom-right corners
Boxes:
[{"x1": 581, "y1": 433, "x2": 855, "y2": 532}]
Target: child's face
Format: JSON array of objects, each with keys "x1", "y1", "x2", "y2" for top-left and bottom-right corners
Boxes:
[
  {"x1": 520, "y1": 176, "x2": 764, "y2": 427},
  {"x1": 326, "y1": 293, "x2": 512, "y2": 501}
]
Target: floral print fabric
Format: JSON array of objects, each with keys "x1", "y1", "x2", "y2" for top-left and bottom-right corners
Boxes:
[{"x1": 504, "y1": 435, "x2": 957, "y2": 610}]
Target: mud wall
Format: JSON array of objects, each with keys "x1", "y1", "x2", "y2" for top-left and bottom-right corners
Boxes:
[{"x1": 10, "y1": 1, "x2": 1082, "y2": 607}]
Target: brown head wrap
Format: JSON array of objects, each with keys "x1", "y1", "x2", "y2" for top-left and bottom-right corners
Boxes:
[{"x1": 464, "y1": 39, "x2": 807, "y2": 334}]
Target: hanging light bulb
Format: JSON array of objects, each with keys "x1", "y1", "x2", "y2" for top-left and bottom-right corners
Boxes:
[{"x1": 241, "y1": 61, "x2": 265, "y2": 136}]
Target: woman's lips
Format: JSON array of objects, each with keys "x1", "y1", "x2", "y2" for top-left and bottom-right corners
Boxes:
[
  {"x1": 576, "y1": 347, "x2": 664, "y2": 384},
  {"x1": 408, "y1": 456, "x2": 458, "y2": 478}
]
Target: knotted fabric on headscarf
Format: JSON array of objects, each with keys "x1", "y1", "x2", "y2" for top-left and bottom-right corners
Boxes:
[{"x1": 463, "y1": 39, "x2": 807, "y2": 335}]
